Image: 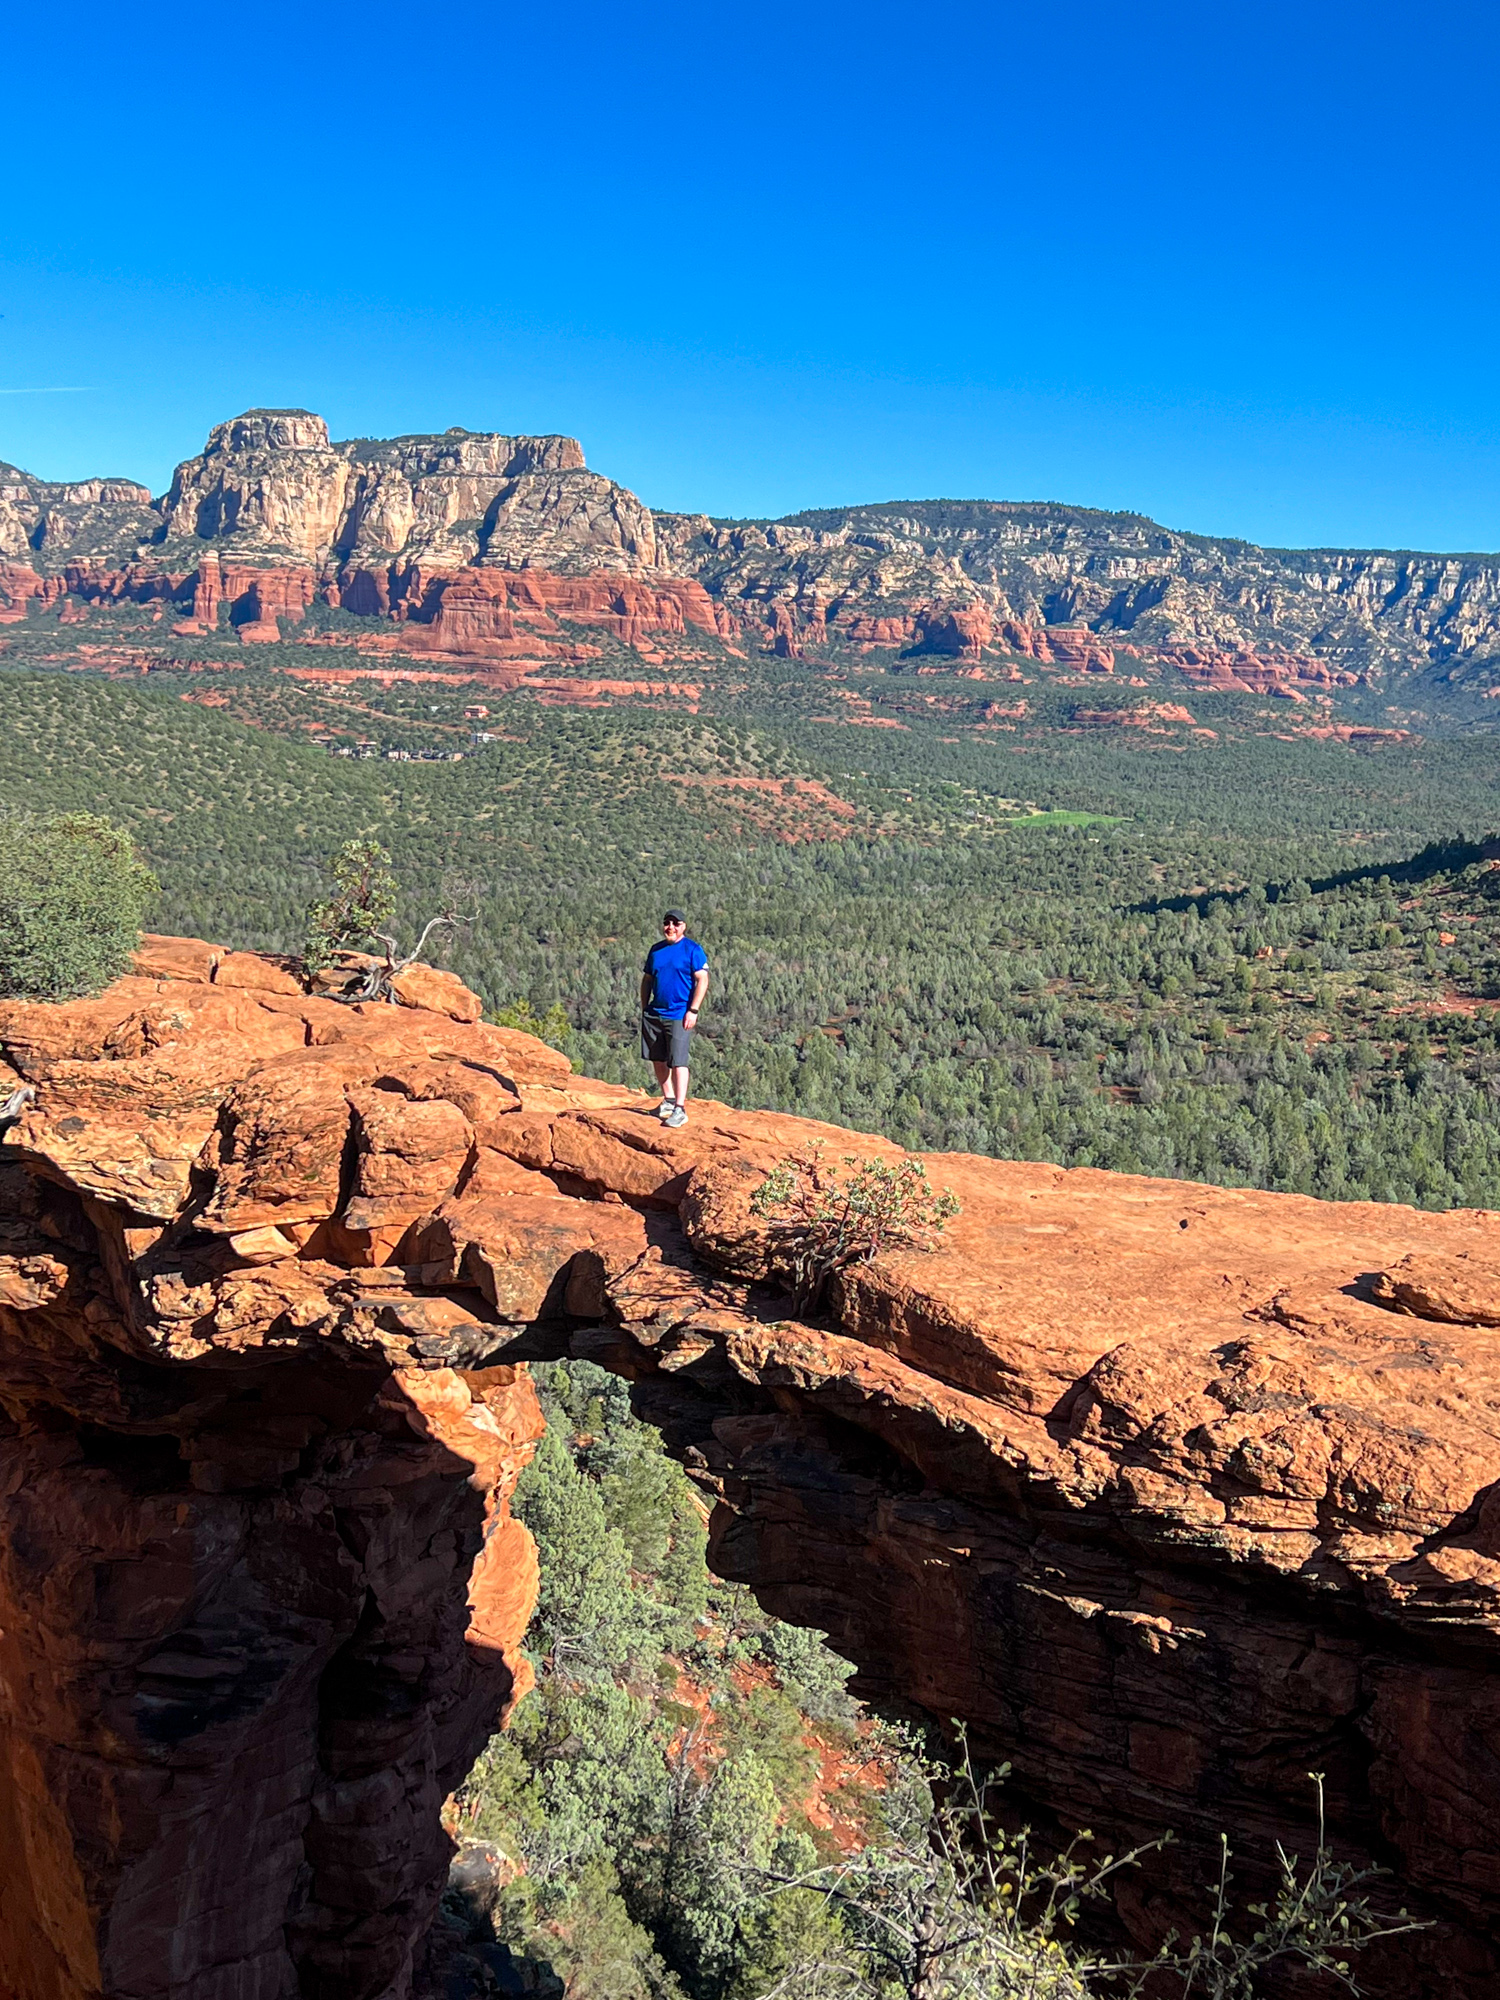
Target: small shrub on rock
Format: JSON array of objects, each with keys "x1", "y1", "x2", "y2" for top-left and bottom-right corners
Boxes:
[
  {"x1": 491, "y1": 996, "x2": 574, "y2": 1051},
  {"x1": 749, "y1": 1147, "x2": 960, "y2": 1308},
  {"x1": 302, "y1": 838, "x2": 472, "y2": 1000},
  {"x1": 0, "y1": 810, "x2": 157, "y2": 1000}
]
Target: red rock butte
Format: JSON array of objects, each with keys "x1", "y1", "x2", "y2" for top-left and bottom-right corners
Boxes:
[{"x1": 1, "y1": 941, "x2": 1499, "y2": 1999}]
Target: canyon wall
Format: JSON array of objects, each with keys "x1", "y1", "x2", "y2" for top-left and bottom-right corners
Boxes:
[
  {"x1": 0, "y1": 946, "x2": 559, "y2": 2000},
  {"x1": 659, "y1": 503, "x2": 1500, "y2": 678},
  {"x1": 3, "y1": 944, "x2": 1500, "y2": 1996},
  {"x1": 7, "y1": 412, "x2": 1500, "y2": 678}
]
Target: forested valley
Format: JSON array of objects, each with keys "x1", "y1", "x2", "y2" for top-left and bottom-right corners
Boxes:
[
  {"x1": 5, "y1": 647, "x2": 1495, "y2": 1992},
  {"x1": 5, "y1": 664, "x2": 1500, "y2": 1210},
  {"x1": 447, "y1": 1359, "x2": 910, "y2": 1998}
]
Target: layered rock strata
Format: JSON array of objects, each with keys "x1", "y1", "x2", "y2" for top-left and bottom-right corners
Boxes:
[
  {"x1": 9, "y1": 413, "x2": 1500, "y2": 679},
  {"x1": 3, "y1": 943, "x2": 1500, "y2": 1996},
  {"x1": 660, "y1": 503, "x2": 1500, "y2": 679},
  {"x1": 25, "y1": 556, "x2": 739, "y2": 654}
]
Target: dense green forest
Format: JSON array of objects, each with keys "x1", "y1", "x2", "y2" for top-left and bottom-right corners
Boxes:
[{"x1": 4, "y1": 664, "x2": 1500, "y2": 1208}]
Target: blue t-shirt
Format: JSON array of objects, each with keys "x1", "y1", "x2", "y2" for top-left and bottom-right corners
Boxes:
[{"x1": 644, "y1": 936, "x2": 708, "y2": 1019}]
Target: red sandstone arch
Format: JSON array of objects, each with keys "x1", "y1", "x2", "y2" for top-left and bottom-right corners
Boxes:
[{"x1": 2, "y1": 941, "x2": 1499, "y2": 1997}]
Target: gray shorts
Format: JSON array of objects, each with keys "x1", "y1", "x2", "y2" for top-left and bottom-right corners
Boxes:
[{"x1": 641, "y1": 1012, "x2": 692, "y2": 1067}]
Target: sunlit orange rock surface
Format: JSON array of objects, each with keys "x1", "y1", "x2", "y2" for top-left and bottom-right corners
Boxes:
[{"x1": 2, "y1": 940, "x2": 1499, "y2": 1997}]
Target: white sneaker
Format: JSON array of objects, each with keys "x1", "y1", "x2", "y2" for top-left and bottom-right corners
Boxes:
[
  {"x1": 664, "y1": 1104, "x2": 688, "y2": 1129},
  {"x1": 656, "y1": 1098, "x2": 677, "y2": 1120}
]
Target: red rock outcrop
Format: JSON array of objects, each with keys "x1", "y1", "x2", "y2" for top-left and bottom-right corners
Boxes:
[
  {"x1": 913, "y1": 602, "x2": 994, "y2": 660},
  {"x1": 390, "y1": 566, "x2": 736, "y2": 654},
  {"x1": 1158, "y1": 644, "x2": 1361, "y2": 692},
  {"x1": 827, "y1": 603, "x2": 1117, "y2": 670},
  {"x1": 58, "y1": 559, "x2": 317, "y2": 642},
  {"x1": 0, "y1": 946, "x2": 561, "y2": 2000},
  {"x1": 836, "y1": 610, "x2": 921, "y2": 648},
  {"x1": 765, "y1": 600, "x2": 803, "y2": 658},
  {"x1": 526, "y1": 676, "x2": 703, "y2": 707},
  {"x1": 1071, "y1": 702, "x2": 1197, "y2": 728},
  {"x1": 5, "y1": 943, "x2": 1500, "y2": 1997},
  {"x1": 36, "y1": 561, "x2": 175, "y2": 619},
  {"x1": 55, "y1": 559, "x2": 740, "y2": 660},
  {"x1": 1299, "y1": 722, "x2": 1414, "y2": 747},
  {"x1": 997, "y1": 617, "x2": 1116, "y2": 671},
  {"x1": 181, "y1": 560, "x2": 317, "y2": 641},
  {"x1": 0, "y1": 563, "x2": 64, "y2": 622}
]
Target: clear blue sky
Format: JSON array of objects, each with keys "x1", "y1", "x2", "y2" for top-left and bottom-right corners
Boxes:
[{"x1": 4, "y1": 0, "x2": 1496, "y2": 551}]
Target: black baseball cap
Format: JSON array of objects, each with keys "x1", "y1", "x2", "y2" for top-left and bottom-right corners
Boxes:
[{"x1": 663, "y1": 909, "x2": 686, "y2": 924}]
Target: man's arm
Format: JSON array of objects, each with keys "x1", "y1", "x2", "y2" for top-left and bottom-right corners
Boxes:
[{"x1": 684, "y1": 966, "x2": 709, "y2": 1024}]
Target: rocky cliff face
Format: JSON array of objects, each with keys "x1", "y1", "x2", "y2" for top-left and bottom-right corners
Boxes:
[
  {"x1": 7, "y1": 414, "x2": 1500, "y2": 680},
  {"x1": 3, "y1": 944, "x2": 1500, "y2": 1997},
  {"x1": 156, "y1": 411, "x2": 653, "y2": 575},
  {"x1": 1, "y1": 413, "x2": 655, "y2": 582},
  {"x1": 0, "y1": 944, "x2": 558, "y2": 2000},
  {"x1": 0, "y1": 462, "x2": 157, "y2": 568},
  {"x1": 658, "y1": 499, "x2": 1500, "y2": 680}
]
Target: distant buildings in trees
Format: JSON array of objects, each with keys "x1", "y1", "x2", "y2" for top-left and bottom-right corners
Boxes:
[{"x1": 326, "y1": 740, "x2": 464, "y2": 761}]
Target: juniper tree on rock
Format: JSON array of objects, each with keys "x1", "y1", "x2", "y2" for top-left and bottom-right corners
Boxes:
[{"x1": 301, "y1": 836, "x2": 474, "y2": 997}]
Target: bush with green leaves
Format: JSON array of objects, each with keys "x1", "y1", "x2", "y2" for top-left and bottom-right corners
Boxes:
[
  {"x1": 491, "y1": 995, "x2": 575, "y2": 1050},
  {"x1": 749, "y1": 1149, "x2": 961, "y2": 1307},
  {"x1": 0, "y1": 810, "x2": 157, "y2": 999},
  {"x1": 743, "y1": 1746, "x2": 1422, "y2": 2000},
  {"x1": 301, "y1": 836, "x2": 475, "y2": 996},
  {"x1": 750, "y1": 1621, "x2": 859, "y2": 1728},
  {"x1": 457, "y1": 1362, "x2": 889, "y2": 1998},
  {"x1": 301, "y1": 837, "x2": 398, "y2": 971}
]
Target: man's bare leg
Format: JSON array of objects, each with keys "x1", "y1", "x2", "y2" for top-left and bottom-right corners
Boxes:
[
  {"x1": 652, "y1": 1059, "x2": 675, "y2": 1110},
  {"x1": 669, "y1": 1065, "x2": 690, "y2": 1109}
]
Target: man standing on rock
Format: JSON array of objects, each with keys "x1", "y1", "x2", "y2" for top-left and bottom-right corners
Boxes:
[{"x1": 640, "y1": 910, "x2": 709, "y2": 1129}]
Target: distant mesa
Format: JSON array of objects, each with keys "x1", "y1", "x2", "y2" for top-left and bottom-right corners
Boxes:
[
  {"x1": 198, "y1": 408, "x2": 334, "y2": 454},
  {"x1": 3, "y1": 408, "x2": 1500, "y2": 685}
]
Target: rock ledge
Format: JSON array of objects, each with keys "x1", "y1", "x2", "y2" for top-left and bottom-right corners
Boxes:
[{"x1": 2, "y1": 942, "x2": 1499, "y2": 1997}]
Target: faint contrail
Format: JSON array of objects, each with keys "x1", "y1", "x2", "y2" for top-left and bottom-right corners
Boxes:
[{"x1": 0, "y1": 386, "x2": 96, "y2": 395}]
